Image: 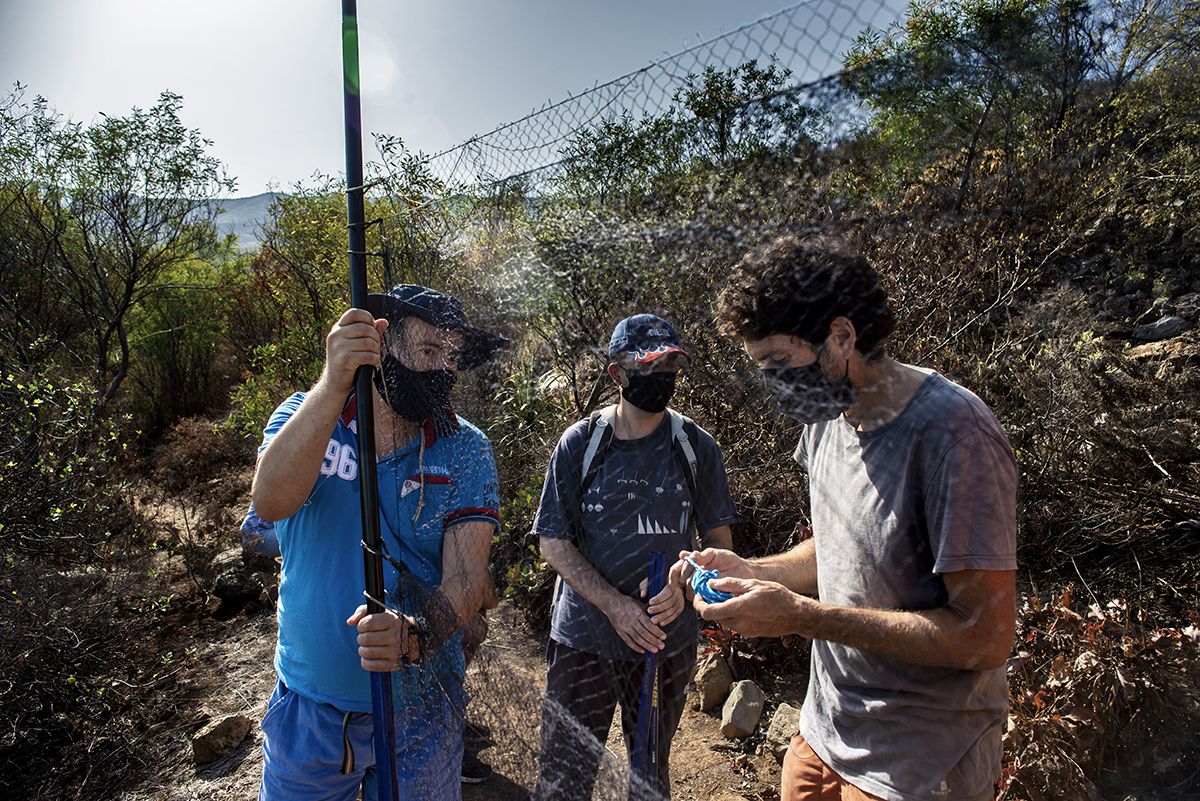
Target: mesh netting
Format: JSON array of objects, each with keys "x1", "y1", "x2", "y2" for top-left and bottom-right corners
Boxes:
[
  {"x1": 248, "y1": 0, "x2": 1200, "y2": 798},
  {"x1": 409, "y1": 0, "x2": 903, "y2": 192},
  {"x1": 305, "y1": 3, "x2": 913, "y2": 799}
]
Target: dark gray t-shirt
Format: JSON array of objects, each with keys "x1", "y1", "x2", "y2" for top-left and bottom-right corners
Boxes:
[
  {"x1": 795, "y1": 371, "x2": 1017, "y2": 801},
  {"x1": 534, "y1": 412, "x2": 738, "y2": 661}
]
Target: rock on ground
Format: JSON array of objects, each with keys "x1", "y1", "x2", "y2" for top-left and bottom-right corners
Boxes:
[
  {"x1": 1127, "y1": 337, "x2": 1200, "y2": 378},
  {"x1": 720, "y1": 680, "x2": 765, "y2": 739},
  {"x1": 765, "y1": 703, "x2": 802, "y2": 761},
  {"x1": 192, "y1": 714, "x2": 252, "y2": 765},
  {"x1": 695, "y1": 655, "x2": 734, "y2": 712},
  {"x1": 1132, "y1": 315, "x2": 1193, "y2": 343}
]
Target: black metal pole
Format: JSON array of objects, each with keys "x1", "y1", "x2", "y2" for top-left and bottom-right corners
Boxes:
[{"x1": 342, "y1": 3, "x2": 399, "y2": 800}]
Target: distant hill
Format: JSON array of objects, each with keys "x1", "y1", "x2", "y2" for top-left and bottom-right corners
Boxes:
[{"x1": 213, "y1": 192, "x2": 279, "y2": 251}]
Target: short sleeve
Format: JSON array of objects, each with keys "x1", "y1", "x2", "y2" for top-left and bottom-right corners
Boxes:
[
  {"x1": 793, "y1": 434, "x2": 808, "y2": 471},
  {"x1": 444, "y1": 432, "x2": 501, "y2": 531},
  {"x1": 258, "y1": 392, "x2": 307, "y2": 455},
  {"x1": 796, "y1": 424, "x2": 816, "y2": 474},
  {"x1": 531, "y1": 422, "x2": 588, "y2": 541},
  {"x1": 693, "y1": 431, "x2": 739, "y2": 533},
  {"x1": 925, "y1": 429, "x2": 1018, "y2": 574}
]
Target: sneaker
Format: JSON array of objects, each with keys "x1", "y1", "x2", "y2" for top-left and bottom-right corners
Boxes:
[{"x1": 460, "y1": 747, "x2": 493, "y2": 784}]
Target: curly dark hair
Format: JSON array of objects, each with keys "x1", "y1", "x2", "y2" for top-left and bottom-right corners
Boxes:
[{"x1": 716, "y1": 235, "x2": 896, "y2": 357}]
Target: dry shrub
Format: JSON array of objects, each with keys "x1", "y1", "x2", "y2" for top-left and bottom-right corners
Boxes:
[
  {"x1": 983, "y1": 290, "x2": 1199, "y2": 616},
  {"x1": 146, "y1": 416, "x2": 256, "y2": 592},
  {"x1": 150, "y1": 416, "x2": 254, "y2": 499},
  {"x1": 837, "y1": 169, "x2": 1200, "y2": 614},
  {"x1": 1001, "y1": 587, "x2": 1200, "y2": 801},
  {"x1": 0, "y1": 369, "x2": 184, "y2": 796},
  {"x1": 0, "y1": 552, "x2": 187, "y2": 798},
  {"x1": 1, "y1": 413, "x2": 256, "y2": 797}
]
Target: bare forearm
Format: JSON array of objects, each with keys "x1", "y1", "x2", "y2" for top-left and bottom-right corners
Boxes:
[
  {"x1": 540, "y1": 537, "x2": 623, "y2": 614},
  {"x1": 795, "y1": 600, "x2": 1011, "y2": 670},
  {"x1": 751, "y1": 538, "x2": 817, "y2": 595},
  {"x1": 251, "y1": 376, "x2": 345, "y2": 521},
  {"x1": 438, "y1": 521, "x2": 493, "y2": 626},
  {"x1": 703, "y1": 567, "x2": 1014, "y2": 670},
  {"x1": 435, "y1": 581, "x2": 483, "y2": 631}
]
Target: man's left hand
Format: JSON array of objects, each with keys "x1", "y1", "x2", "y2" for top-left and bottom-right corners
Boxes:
[
  {"x1": 641, "y1": 575, "x2": 686, "y2": 626},
  {"x1": 694, "y1": 577, "x2": 814, "y2": 638}
]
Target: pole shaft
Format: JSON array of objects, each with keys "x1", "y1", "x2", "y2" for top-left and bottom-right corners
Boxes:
[
  {"x1": 342, "y1": 3, "x2": 399, "y2": 800},
  {"x1": 633, "y1": 551, "x2": 666, "y2": 782}
]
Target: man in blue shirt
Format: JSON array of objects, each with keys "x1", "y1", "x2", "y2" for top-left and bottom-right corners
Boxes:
[
  {"x1": 252, "y1": 284, "x2": 504, "y2": 801},
  {"x1": 532, "y1": 314, "x2": 739, "y2": 800}
]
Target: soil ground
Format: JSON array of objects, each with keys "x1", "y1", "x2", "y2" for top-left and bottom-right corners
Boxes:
[{"x1": 115, "y1": 594, "x2": 784, "y2": 801}]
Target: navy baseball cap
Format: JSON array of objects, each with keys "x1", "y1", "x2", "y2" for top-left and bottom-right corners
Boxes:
[
  {"x1": 365, "y1": 284, "x2": 508, "y2": 370},
  {"x1": 607, "y1": 314, "x2": 689, "y2": 365}
]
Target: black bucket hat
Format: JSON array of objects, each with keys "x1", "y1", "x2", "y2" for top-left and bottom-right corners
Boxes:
[{"x1": 365, "y1": 284, "x2": 507, "y2": 370}]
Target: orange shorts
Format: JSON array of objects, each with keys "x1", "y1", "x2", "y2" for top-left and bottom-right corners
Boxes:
[{"x1": 781, "y1": 733, "x2": 883, "y2": 801}]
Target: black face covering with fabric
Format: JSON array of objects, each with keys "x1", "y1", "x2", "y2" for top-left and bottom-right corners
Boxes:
[
  {"x1": 622, "y1": 370, "x2": 677, "y2": 414},
  {"x1": 374, "y1": 355, "x2": 458, "y2": 436},
  {"x1": 761, "y1": 355, "x2": 855, "y2": 425}
]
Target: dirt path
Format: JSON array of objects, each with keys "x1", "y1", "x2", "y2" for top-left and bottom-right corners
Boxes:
[{"x1": 117, "y1": 600, "x2": 781, "y2": 801}]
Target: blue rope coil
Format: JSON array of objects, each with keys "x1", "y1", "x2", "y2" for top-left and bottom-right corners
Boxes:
[{"x1": 686, "y1": 556, "x2": 734, "y2": 604}]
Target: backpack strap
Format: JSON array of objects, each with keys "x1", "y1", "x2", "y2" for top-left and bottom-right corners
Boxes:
[
  {"x1": 580, "y1": 405, "x2": 616, "y2": 491},
  {"x1": 667, "y1": 409, "x2": 698, "y2": 500},
  {"x1": 667, "y1": 408, "x2": 702, "y2": 538},
  {"x1": 554, "y1": 405, "x2": 617, "y2": 614},
  {"x1": 558, "y1": 405, "x2": 618, "y2": 548}
]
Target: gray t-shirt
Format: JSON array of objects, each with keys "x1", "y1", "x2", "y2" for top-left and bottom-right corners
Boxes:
[
  {"x1": 795, "y1": 371, "x2": 1017, "y2": 801},
  {"x1": 534, "y1": 412, "x2": 738, "y2": 661}
]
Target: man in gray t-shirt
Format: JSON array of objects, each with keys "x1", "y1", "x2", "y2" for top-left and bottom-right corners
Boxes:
[
  {"x1": 689, "y1": 237, "x2": 1017, "y2": 801},
  {"x1": 532, "y1": 314, "x2": 738, "y2": 801}
]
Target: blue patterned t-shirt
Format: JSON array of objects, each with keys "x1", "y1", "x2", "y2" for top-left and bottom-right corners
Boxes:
[{"x1": 261, "y1": 392, "x2": 499, "y2": 712}]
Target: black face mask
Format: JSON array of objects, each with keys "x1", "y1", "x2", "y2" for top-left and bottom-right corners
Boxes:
[
  {"x1": 373, "y1": 355, "x2": 458, "y2": 436},
  {"x1": 622, "y1": 370, "x2": 677, "y2": 414},
  {"x1": 762, "y1": 352, "x2": 855, "y2": 424}
]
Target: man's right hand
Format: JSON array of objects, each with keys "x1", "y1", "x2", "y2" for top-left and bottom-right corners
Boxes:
[
  {"x1": 348, "y1": 604, "x2": 421, "y2": 669},
  {"x1": 677, "y1": 548, "x2": 758, "y2": 583},
  {"x1": 322, "y1": 308, "x2": 389, "y2": 394},
  {"x1": 603, "y1": 594, "x2": 667, "y2": 654}
]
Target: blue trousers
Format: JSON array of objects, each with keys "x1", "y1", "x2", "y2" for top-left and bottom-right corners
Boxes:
[{"x1": 258, "y1": 677, "x2": 462, "y2": 801}]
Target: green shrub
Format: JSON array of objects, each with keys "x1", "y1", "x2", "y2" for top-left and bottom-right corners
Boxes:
[
  {"x1": 0, "y1": 370, "x2": 132, "y2": 560},
  {"x1": 0, "y1": 369, "x2": 166, "y2": 797}
]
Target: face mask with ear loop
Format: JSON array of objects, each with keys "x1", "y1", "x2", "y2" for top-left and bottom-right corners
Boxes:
[
  {"x1": 372, "y1": 324, "x2": 459, "y2": 437},
  {"x1": 621, "y1": 370, "x2": 677, "y2": 413},
  {"x1": 761, "y1": 345, "x2": 855, "y2": 424}
]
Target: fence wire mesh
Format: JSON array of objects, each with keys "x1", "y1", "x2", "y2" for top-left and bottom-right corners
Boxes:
[
  {"x1": 258, "y1": 0, "x2": 1200, "y2": 799},
  {"x1": 410, "y1": 0, "x2": 904, "y2": 193}
]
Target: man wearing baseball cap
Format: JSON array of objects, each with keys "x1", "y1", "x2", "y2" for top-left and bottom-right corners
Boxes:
[
  {"x1": 532, "y1": 314, "x2": 739, "y2": 800},
  {"x1": 251, "y1": 285, "x2": 505, "y2": 801}
]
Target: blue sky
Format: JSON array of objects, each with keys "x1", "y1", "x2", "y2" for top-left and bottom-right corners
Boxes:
[{"x1": 1, "y1": 0, "x2": 902, "y2": 197}]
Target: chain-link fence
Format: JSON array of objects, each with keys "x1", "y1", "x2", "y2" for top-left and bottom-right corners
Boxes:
[{"x1": 412, "y1": 0, "x2": 904, "y2": 193}]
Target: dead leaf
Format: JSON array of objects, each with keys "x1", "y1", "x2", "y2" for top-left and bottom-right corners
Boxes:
[{"x1": 1116, "y1": 667, "x2": 1137, "y2": 701}]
